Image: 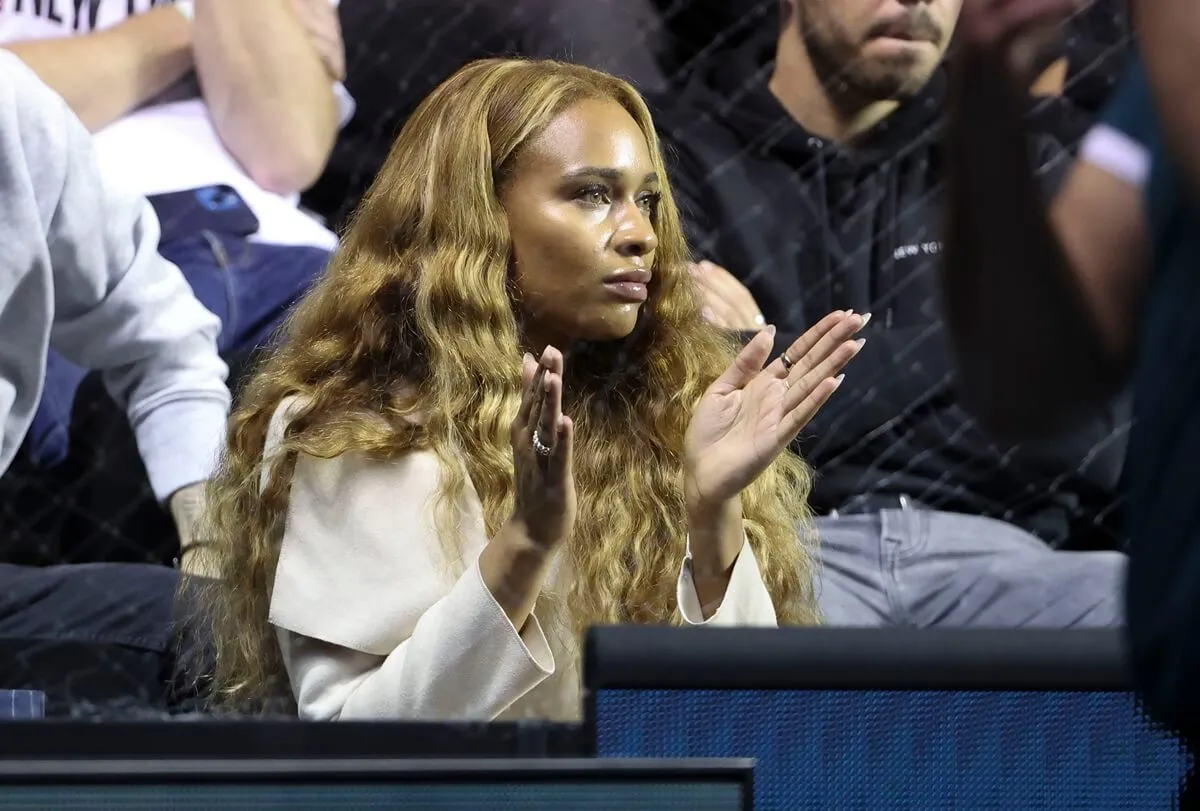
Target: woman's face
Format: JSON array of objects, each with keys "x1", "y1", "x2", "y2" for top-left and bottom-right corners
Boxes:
[{"x1": 501, "y1": 98, "x2": 661, "y2": 351}]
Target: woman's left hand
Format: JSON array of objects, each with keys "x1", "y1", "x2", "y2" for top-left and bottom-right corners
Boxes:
[{"x1": 683, "y1": 311, "x2": 868, "y2": 511}]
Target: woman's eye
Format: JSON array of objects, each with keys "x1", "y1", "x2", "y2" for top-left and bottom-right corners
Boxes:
[
  {"x1": 637, "y1": 192, "x2": 662, "y2": 213},
  {"x1": 577, "y1": 187, "x2": 610, "y2": 205}
]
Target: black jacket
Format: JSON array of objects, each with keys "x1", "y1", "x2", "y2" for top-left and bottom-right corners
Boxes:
[{"x1": 655, "y1": 37, "x2": 1129, "y2": 548}]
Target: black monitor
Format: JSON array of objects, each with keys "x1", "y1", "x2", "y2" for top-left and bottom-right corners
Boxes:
[
  {"x1": 0, "y1": 720, "x2": 587, "y2": 760},
  {"x1": 0, "y1": 757, "x2": 753, "y2": 811},
  {"x1": 583, "y1": 626, "x2": 1192, "y2": 811}
]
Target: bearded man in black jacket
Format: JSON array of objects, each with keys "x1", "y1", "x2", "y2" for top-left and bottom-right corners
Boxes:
[{"x1": 656, "y1": 0, "x2": 1128, "y2": 627}]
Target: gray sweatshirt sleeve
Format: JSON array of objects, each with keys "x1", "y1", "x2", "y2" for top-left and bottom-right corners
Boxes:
[{"x1": 6, "y1": 52, "x2": 231, "y2": 502}]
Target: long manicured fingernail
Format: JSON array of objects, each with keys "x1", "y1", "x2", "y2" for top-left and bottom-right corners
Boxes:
[
  {"x1": 766, "y1": 324, "x2": 776, "y2": 336},
  {"x1": 860, "y1": 312, "x2": 872, "y2": 327},
  {"x1": 523, "y1": 352, "x2": 534, "y2": 363},
  {"x1": 854, "y1": 338, "x2": 866, "y2": 350},
  {"x1": 833, "y1": 374, "x2": 846, "y2": 388}
]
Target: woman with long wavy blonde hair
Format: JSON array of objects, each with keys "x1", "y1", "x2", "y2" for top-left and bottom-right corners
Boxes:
[{"x1": 193, "y1": 57, "x2": 867, "y2": 720}]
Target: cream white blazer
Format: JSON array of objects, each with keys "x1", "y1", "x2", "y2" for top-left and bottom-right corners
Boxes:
[{"x1": 264, "y1": 397, "x2": 779, "y2": 721}]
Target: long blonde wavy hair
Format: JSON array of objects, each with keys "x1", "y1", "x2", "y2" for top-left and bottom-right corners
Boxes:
[{"x1": 194, "y1": 57, "x2": 820, "y2": 711}]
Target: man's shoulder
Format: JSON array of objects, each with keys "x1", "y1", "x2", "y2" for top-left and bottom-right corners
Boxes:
[
  {"x1": 0, "y1": 49, "x2": 44, "y2": 104},
  {"x1": 0, "y1": 51, "x2": 72, "y2": 165},
  {"x1": 0, "y1": 50, "x2": 68, "y2": 123}
]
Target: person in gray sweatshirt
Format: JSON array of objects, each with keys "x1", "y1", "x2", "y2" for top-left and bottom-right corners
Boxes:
[{"x1": 0, "y1": 50, "x2": 230, "y2": 716}]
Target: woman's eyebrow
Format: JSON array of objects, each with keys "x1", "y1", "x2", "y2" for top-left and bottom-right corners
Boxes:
[{"x1": 563, "y1": 166, "x2": 659, "y2": 184}]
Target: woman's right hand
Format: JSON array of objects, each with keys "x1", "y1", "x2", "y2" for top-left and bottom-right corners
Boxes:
[{"x1": 510, "y1": 346, "x2": 576, "y2": 551}]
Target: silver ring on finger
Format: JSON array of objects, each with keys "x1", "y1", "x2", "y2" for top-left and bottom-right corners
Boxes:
[
  {"x1": 780, "y1": 352, "x2": 795, "y2": 372},
  {"x1": 532, "y1": 431, "x2": 553, "y2": 457}
]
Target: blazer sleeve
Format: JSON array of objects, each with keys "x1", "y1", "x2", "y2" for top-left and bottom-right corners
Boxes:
[{"x1": 675, "y1": 533, "x2": 779, "y2": 627}]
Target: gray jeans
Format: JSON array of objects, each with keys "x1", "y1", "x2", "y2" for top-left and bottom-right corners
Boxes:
[{"x1": 816, "y1": 509, "x2": 1126, "y2": 627}]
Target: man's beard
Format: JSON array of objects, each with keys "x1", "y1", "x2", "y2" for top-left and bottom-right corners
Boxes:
[
  {"x1": 797, "y1": 3, "x2": 941, "y2": 105},
  {"x1": 805, "y1": 31, "x2": 932, "y2": 104}
]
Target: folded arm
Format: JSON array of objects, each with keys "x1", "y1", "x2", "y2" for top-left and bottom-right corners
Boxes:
[
  {"x1": 192, "y1": 0, "x2": 341, "y2": 195},
  {"x1": 2, "y1": 6, "x2": 193, "y2": 132}
]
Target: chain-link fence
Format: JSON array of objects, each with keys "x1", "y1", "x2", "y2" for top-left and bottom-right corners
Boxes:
[{"x1": 0, "y1": 0, "x2": 1139, "y2": 721}]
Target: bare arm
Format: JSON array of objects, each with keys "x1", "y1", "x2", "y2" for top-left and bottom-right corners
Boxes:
[
  {"x1": 2, "y1": 6, "x2": 192, "y2": 132},
  {"x1": 1135, "y1": 2, "x2": 1200, "y2": 197},
  {"x1": 685, "y1": 496, "x2": 744, "y2": 616},
  {"x1": 477, "y1": 520, "x2": 556, "y2": 632},
  {"x1": 1048, "y1": 162, "x2": 1149, "y2": 377},
  {"x1": 940, "y1": 24, "x2": 1147, "y2": 441},
  {"x1": 192, "y1": 0, "x2": 340, "y2": 195}
]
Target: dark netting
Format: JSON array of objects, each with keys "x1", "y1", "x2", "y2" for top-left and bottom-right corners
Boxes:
[{"x1": 0, "y1": 0, "x2": 1152, "y2": 767}]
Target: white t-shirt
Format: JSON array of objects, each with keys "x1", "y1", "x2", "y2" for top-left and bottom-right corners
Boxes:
[{"x1": 0, "y1": 0, "x2": 354, "y2": 250}]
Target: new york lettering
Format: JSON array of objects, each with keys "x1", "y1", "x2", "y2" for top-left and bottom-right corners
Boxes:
[{"x1": 11, "y1": 0, "x2": 173, "y2": 32}]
